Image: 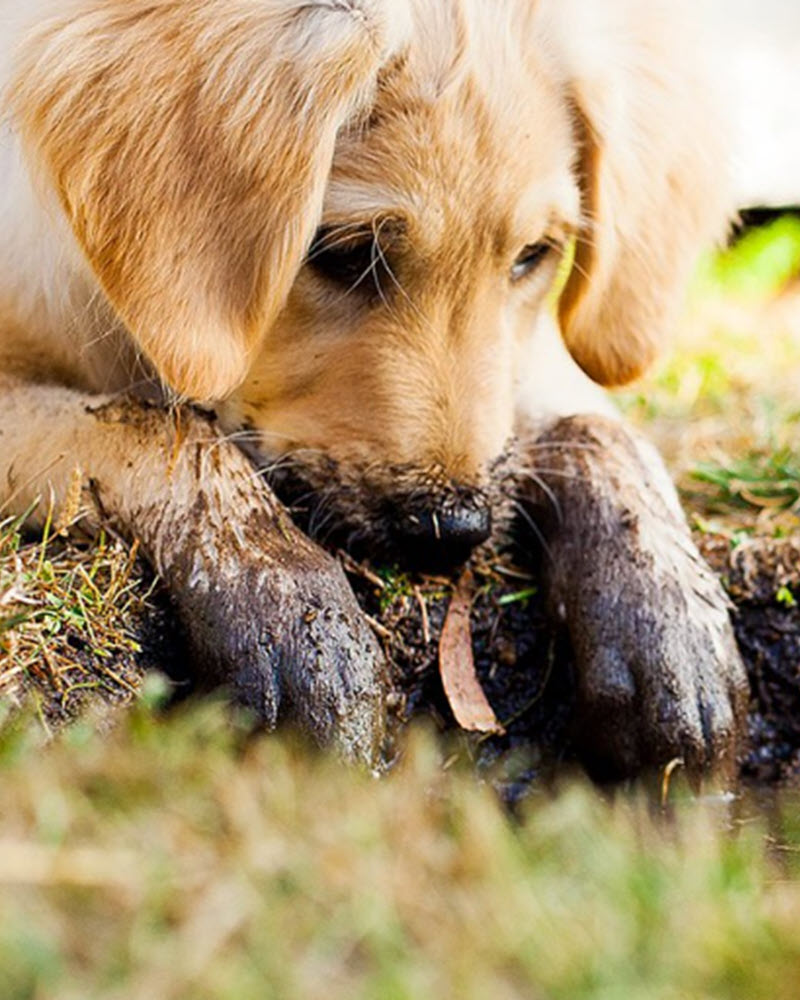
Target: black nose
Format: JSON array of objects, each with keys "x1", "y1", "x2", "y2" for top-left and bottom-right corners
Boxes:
[{"x1": 393, "y1": 494, "x2": 492, "y2": 570}]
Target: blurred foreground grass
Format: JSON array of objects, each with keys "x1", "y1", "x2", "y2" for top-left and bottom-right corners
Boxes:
[
  {"x1": 1, "y1": 704, "x2": 800, "y2": 1000},
  {"x1": 2, "y1": 220, "x2": 800, "y2": 998}
]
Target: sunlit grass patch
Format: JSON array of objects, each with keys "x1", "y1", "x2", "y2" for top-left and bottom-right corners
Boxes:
[
  {"x1": 619, "y1": 216, "x2": 800, "y2": 535},
  {"x1": 691, "y1": 448, "x2": 800, "y2": 517},
  {"x1": 698, "y1": 216, "x2": 800, "y2": 302},
  {"x1": 0, "y1": 511, "x2": 150, "y2": 728}
]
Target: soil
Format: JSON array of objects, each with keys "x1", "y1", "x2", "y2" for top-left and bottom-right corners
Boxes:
[
  {"x1": 10, "y1": 528, "x2": 800, "y2": 795},
  {"x1": 346, "y1": 530, "x2": 800, "y2": 801},
  {"x1": 699, "y1": 535, "x2": 800, "y2": 785}
]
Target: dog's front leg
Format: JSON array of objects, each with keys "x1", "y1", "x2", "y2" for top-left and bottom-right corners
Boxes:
[
  {"x1": 0, "y1": 378, "x2": 386, "y2": 763},
  {"x1": 514, "y1": 414, "x2": 750, "y2": 780}
]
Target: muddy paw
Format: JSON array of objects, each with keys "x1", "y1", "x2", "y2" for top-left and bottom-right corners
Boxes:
[
  {"x1": 518, "y1": 415, "x2": 750, "y2": 780},
  {"x1": 164, "y1": 512, "x2": 387, "y2": 767},
  {"x1": 562, "y1": 568, "x2": 748, "y2": 780}
]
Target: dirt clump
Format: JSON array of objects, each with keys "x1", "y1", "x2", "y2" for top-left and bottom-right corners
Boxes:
[{"x1": 699, "y1": 535, "x2": 800, "y2": 784}]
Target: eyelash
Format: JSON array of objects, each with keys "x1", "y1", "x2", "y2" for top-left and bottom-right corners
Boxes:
[
  {"x1": 510, "y1": 240, "x2": 559, "y2": 282},
  {"x1": 307, "y1": 227, "x2": 385, "y2": 291}
]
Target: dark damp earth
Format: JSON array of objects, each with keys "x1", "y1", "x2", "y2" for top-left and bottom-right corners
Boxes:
[{"x1": 10, "y1": 524, "x2": 800, "y2": 803}]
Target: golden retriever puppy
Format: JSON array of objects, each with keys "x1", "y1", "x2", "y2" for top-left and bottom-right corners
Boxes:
[{"x1": 0, "y1": 0, "x2": 748, "y2": 772}]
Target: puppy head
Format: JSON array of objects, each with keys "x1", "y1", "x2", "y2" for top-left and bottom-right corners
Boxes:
[
  {"x1": 218, "y1": 1, "x2": 582, "y2": 562},
  {"x1": 12, "y1": 0, "x2": 729, "y2": 565},
  {"x1": 219, "y1": 0, "x2": 729, "y2": 563}
]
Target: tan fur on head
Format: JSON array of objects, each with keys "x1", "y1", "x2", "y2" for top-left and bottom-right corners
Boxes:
[
  {"x1": 216, "y1": 0, "x2": 582, "y2": 486},
  {"x1": 9, "y1": 0, "x2": 411, "y2": 400},
  {"x1": 1, "y1": 0, "x2": 733, "y2": 510}
]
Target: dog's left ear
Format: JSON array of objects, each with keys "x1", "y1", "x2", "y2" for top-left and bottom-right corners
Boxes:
[
  {"x1": 554, "y1": 4, "x2": 732, "y2": 387},
  {"x1": 9, "y1": 1, "x2": 409, "y2": 401}
]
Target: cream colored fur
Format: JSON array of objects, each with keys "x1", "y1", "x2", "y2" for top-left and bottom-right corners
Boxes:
[{"x1": 0, "y1": 0, "x2": 729, "y2": 441}]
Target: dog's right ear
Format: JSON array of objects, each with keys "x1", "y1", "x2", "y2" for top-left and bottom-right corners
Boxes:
[{"x1": 9, "y1": 1, "x2": 410, "y2": 401}]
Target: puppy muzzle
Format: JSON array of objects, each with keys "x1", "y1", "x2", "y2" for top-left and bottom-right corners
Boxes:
[{"x1": 389, "y1": 488, "x2": 492, "y2": 570}]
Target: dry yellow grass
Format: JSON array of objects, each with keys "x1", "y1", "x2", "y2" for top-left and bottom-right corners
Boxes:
[
  {"x1": 0, "y1": 511, "x2": 150, "y2": 729},
  {"x1": 0, "y1": 712, "x2": 799, "y2": 1000}
]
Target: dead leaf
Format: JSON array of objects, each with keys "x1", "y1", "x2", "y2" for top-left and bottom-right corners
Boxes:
[{"x1": 438, "y1": 570, "x2": 505, "y2": 735}]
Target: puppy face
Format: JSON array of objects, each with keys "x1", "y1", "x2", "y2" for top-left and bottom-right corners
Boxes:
[
  {"x1": 218, "y1": 16, "x2": 580, "y2": 560},
  {"x1": 12, "y1": 0, "x2": 729, "y2": 563}
]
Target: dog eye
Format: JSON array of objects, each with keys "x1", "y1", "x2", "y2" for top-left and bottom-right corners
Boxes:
[
  {"x1": 308, "y1": 227, "x2": 380, "y2": 289},
  {"x1": 510, "y1": 241, "x2": 553, "y2": 282}
]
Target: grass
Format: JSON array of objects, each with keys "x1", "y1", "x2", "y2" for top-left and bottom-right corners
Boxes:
[
  {"x1": 691, "y1": 449, "x2": 800, "y2": 517},
  {"x1": 1, "y1": 706, "x2": 800, "y2": 1000},
  {"x1": 620, "y1": 216, "x2": 800, "y2": 537},
  {"x1": 0, "y1": 510, "x2": 150, "y2": 730},
  {"x1": 700, "y1": 216, "x2": 800, "y2": 301},
  {"x1": 1, "y1": 217, "x2": 800, "y2": 997}
]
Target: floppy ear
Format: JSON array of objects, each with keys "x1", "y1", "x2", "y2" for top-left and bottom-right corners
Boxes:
[
  {"x1": 553, "y1": 2, "x2": 733, "y2": 386},
  {"x1": 9, "y1": 0, "x2": 409, "y2": 400}
]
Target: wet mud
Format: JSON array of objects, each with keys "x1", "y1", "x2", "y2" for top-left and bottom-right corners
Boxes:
[
  {"x1": 11, "y1": 530, "x2": 800, "y2": 794},
  {"x1": 699, "y1": 535, "x2": 800, "y2": 785},
  {"x1": 346, "y1": 529, "x2": 800, "y2": 802},
  {"x1": 353, "y1": 528, "x2": 800, "y2": 795}
]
